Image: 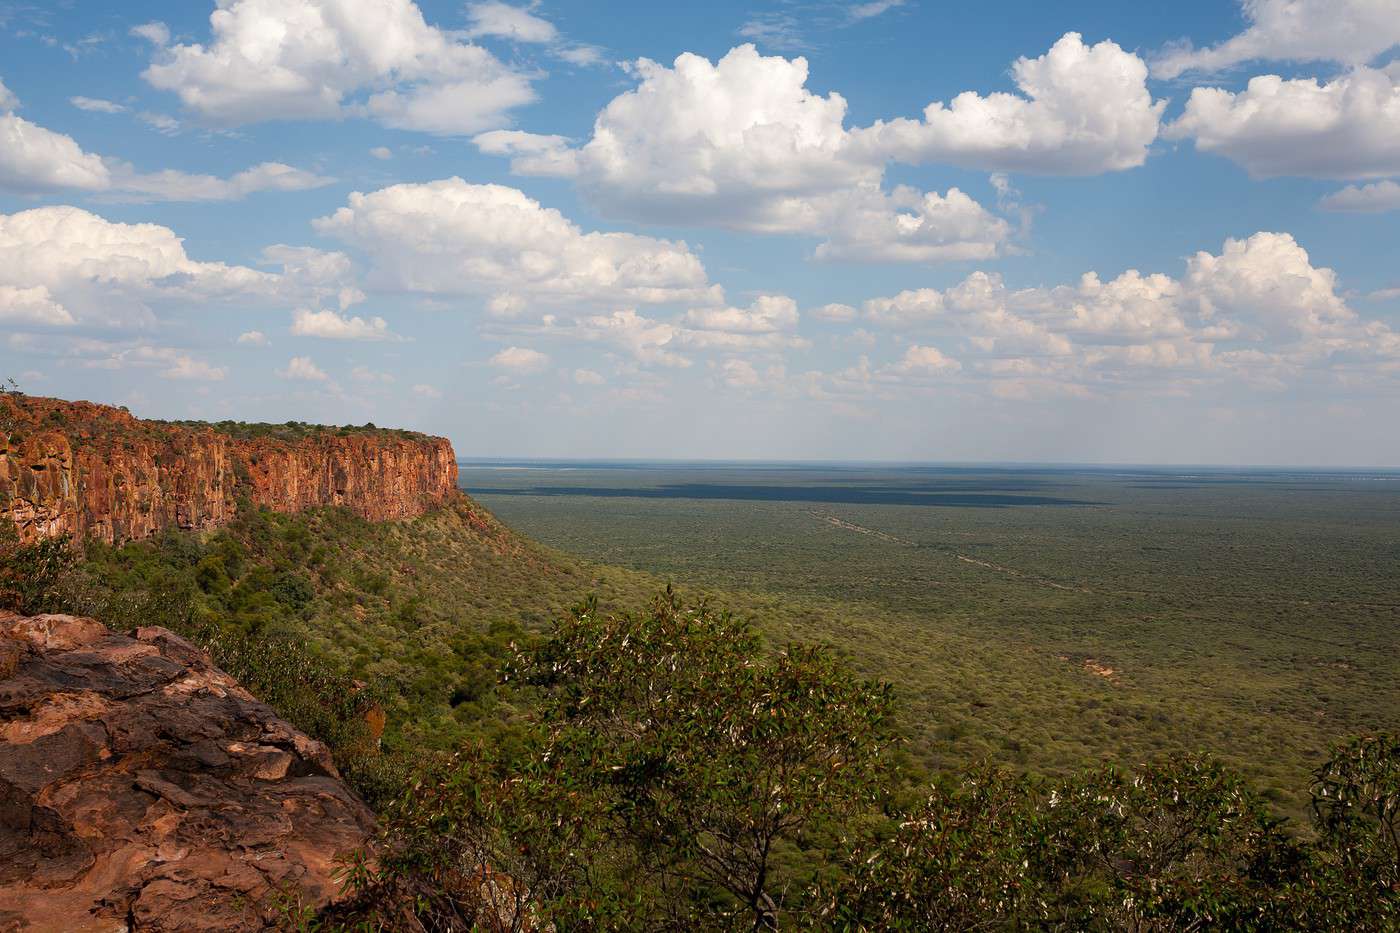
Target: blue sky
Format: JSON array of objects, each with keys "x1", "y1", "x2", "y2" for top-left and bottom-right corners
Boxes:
[{"x1": 2, "y1": 0, "x2": 1398, "y2": 464}]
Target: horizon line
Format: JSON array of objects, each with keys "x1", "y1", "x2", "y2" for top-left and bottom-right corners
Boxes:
[{"x1": 454, "y1": 457, "x2": 1400, "y2": 474}]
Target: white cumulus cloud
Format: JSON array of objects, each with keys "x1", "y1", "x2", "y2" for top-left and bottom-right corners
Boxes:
[
  {"x1": 472, "y1": 129, "x2": 578, "y2": 175},
  {"x1": 0, "y1": 285, "x2": 76, "y2": 327},
  {"x1": 478, "y1": 37, "x2": 1158, "y2": 261},
  {"x1": 682, "y1": 295, "x2": 799, "y2": 333},
  {"x1": 162, "y1": 353, "x2": 227, "y2": 381},
  {"x1": 477, "y1": 45, "x2": 1010, "y2": 262},
  {"x1": 259, "y1": 245, "x2": 365, "y2": 311},
  {"x1": 0, "y1": 205, "x2": 277, "y2": 329},
  {"x1": 280, "y1": 356, "x2": 328, "y2": 381},
  {"x1": 0, "y1": 206, "x2": 362, "y2": 332},
  {"x1": 80, "y1": 344, "x2": 228, "y2": 381},
  {"x1": 811, "y1": 186, "x2": 1010, "y2": 263},
  {"x1": 573, "y1": 368, "x2": 604, "y2": 385},
  {"x1": 466, "y1": 2, "x2": 558, "y2": 43},
  {"x1": 0, "y1": 106, "x2": 332, "y2": 199},
  {"x1": 1154, "y1": 0, "x2": 1400, "y2": 78},
  {"x1": 1320, "y1": 179, "x2": 1400, "y2": 212},
  {"x1": 837, "y1": 230, "x2": 1398, "y2": 399},
  {"x1": 811, "y1": 303, "x2": 858, "y2": 322},
  {"x1": 313, "y1": 178, "x2": 720, "y2": 308},
  {"x1": 140, "y1": 0, "x2": 535, "y2": 134},
  {"x1": 849, "y1": 32, "x2": 1165, "y2": 174},
  {"x1": 1166, "y1": 65, "x2": 1400, "y2": 178},
  {"x1": 675, "y1": 295, "x2": 809, "y2": 352},
  {"x1": 1182, "y1": 230, "x2": 1355, "y2": 340},
  {"x1": 884, "y1": 344, "x2": 962, "y2": 377},
  {"x1": 111, "y1": 161, "x2": 335, "y2": 202},
  {"x1": 0, "y1": 112, "x2": 110, "y2": 193},
  {"x1": 490, "y1": 345, "x2": 550, "y2": 372},
  {"x1": 291, "y1": 308, "x2": 396, "y2": 340},
  {"x1": 519, "y1": 308, "x2": 691, "y2": 368}
]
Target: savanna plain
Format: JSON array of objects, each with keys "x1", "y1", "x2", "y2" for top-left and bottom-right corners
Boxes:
[{"x1": 463, "y1": 461, "x2": 1400, "y2": 822}]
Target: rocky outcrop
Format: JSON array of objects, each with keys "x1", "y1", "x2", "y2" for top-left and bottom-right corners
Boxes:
[
  {"x1": 0, "y1": 395, "x2": 458, "y2": 545},
  {"x1": 0, "y1": 612, "x2": 377, "y2": 931}
]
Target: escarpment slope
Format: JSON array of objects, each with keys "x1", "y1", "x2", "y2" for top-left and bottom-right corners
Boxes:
[{"x1": 0, "y1": 395, "x2": 458, "y2": 544}]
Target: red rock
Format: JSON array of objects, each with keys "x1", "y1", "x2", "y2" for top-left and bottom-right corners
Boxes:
[
  {"x1": 0, "y1": 395, "x2": 458, "y2": 545},
  {"x1": 0, "y1": 611, "x2": 377, "y2": 931}
]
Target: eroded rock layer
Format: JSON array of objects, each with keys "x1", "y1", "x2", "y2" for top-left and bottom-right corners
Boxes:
[
  {"x1": 0, "y1": 612, "x2": 376, "y2": 931},
  {"x1": 0, "y1": 395, "x2": 458, "y2": 544}
]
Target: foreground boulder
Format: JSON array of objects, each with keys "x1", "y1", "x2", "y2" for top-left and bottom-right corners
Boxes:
[{"x1": 0, "y1": 612, "x2": 376, "y2": 931}]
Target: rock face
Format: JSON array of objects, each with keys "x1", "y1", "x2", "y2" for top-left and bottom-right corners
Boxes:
[
  {"x1": 0, "y1": 612, "x2": 377, "y2": 931},
  {"x1": 0, "y1": 395, "x2": 458, "y2": 545}
]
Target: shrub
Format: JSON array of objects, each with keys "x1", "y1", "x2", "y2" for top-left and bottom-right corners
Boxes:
[{"x1": 0, "y1": 523, "x2": 76, "y2": 614}]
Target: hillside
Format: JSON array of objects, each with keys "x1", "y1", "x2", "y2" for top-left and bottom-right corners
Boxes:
[{"x1": 63, "y1": 494, "x2": 667, "y2": 758}]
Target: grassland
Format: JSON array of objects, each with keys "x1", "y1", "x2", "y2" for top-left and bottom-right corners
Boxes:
[{"x1": 461, "y1": 462, "x2": 1400, "y2": 822}]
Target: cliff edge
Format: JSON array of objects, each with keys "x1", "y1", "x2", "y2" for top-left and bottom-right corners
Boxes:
[
  {"x1": 0, "y1": 612, "x2": 376, "y2": 931},
  {"x1": 0, "y1": 395, "x2": 458, "y2": 545}
]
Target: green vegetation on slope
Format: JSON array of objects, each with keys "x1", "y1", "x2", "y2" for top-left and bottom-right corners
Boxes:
[{"x1": 56, "y1": 494, "x2": 670, "y2": 759}]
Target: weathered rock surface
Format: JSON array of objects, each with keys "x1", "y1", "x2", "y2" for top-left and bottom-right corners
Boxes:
[
  {"x1": 0, "y1": 395, "x2": 459, "y2": 545},
  {"x1": 0, "y1": 612, "x2": 377, "y2": 931}
]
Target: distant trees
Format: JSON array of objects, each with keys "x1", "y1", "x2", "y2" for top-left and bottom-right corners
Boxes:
[
  {"x1": 0, "y1": 377, "x2": 21, "y2": 436},
  {"x1": 821, "y1": 758, "x2": 1305, "y2": 930},
  {"x1": 818, "y1": 743, "x2": 1400, "y2": 930}
]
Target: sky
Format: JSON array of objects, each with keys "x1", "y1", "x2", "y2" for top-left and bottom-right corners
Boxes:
[{"x1": 1, "y1": 0, "x2": 1398, "y2": 466}]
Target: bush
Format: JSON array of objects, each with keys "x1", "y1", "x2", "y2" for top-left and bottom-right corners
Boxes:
[{"x1": 0, "y1": 523, "x2": 76, "y2": 614}]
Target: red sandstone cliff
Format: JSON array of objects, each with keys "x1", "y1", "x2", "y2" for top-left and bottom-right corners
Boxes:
[{"x1": 0, "y1": 395, "x2": 459, "y2": 545}]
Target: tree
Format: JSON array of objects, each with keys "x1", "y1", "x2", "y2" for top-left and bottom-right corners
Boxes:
[
  {"x1": 517, "y1": 588, "x2": 896, "y2": 929},
  {"x1": 1038, "y1": 757, "x2": 1302, "y2": 929},
  {"x1": 1302, "y1": 733, "x2": 1400, "y2": 926},
  {"x1": 818, "y1": 767, "x2": 1052, "y2": 931},
  {"x1": 350, "y1": 589, "x2": 897, "y2": 931}
]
